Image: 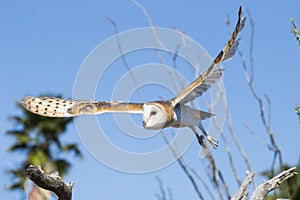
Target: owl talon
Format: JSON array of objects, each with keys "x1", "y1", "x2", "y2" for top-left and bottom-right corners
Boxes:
[{"x1": 207, "y1": 136, "x2": 218, "y2": 149}]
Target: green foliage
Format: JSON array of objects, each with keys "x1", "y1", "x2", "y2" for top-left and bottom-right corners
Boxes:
[
  {"x1": 7, "y1": 169, "x2": 27, "y2": 191},
  {"x1": 291, "y1": 18, "x2": 300, "y2": 46},
  {"x1": 296, "y1": 104, "x2": 300, "y2": 124},
  {"x1": 262, "y1": 165, "x2": 300, "y2": 200},
  {"x1": 6, "y1": 96, "x2": 82, "y2": 192}
]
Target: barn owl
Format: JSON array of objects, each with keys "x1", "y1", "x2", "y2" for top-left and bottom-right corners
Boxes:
[{"x1": 22, "y1": 7, "x2": 245, "y2": 149}]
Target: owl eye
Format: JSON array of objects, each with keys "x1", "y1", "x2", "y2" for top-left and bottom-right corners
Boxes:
[{"x1": 150, "y1": 111, "x2": 157, "y2": 116}]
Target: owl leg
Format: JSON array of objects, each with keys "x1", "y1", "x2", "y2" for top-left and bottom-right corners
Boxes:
[
  {"x1": 197, "y1": 122, "x2": 218, "y2": 149},
  {"x1": 190, "y1": 126, "x2": 207, "y2": 148}
]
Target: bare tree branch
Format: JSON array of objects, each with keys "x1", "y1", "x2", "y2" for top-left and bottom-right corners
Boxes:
[
  {"x1": 238, "y1": 9, "x2": 284, "y2": 177},
  {"x1": 205, "y1": 152, "x2": 226, "y2": 200},
  {"x1": 203, "y1": 79, "x2": 243, "y2": 187},
  {"x1": 188, "y1": 166, "x2": 216, "y2": 200},
  {"x1": 222, "y1": 88, "x2": 253, "y2": 184},
  {"x1": 250, "y1": 167, "x2": 297, "y2": 200},
  {"x1": 224, "y1": 12, "x2": 254, "y2": 187},
  {"x1": 131, "y1": 1, "x2": 209, "y2": 199},
  {"x1": 25, "y1": 165, "x2": 74, "y2": 200},
  {"x1": 231, "y1": 171, "x2": 255, "y2": 200},
  {"x1": 132, "y1": 0, "x2": 186, "y2": 95},
  {"x1": 161, "y1": 132, "x2": 205, "y2": 200},
  {"x1": 131, "y1": 0, "x2": 154, "y2": 27},
  {"x1": 243, "y1": 124, "x2": 270, "y2": 148},
  {"x1": 155, "y1": 176, "x2": 174, "y2": 200},
  {"x1": 106, "y1": 17, "x2": 145, "y2": 102}
]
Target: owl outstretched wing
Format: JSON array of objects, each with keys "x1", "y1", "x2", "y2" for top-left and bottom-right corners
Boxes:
[
  {"x1": 21, "y1": 96, "x2": 144, "y2": 118},
  {"x1": 178, "y1": 69, "x2": 224, "y2": 104},
  {"x1": 171, "y1": 6, "x2": 245, "y2": 106}
]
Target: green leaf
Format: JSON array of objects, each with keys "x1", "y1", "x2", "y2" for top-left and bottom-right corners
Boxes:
[
  {"x1": 291, "y1": 18, "x2": 300, "y2": 46},
  {"x1": 7, "y1": 143, "x2": 29, "y2": 152},
  {"x1": 7, "y1": 168, "x2": 27, "y2": 191},
  {"x1": 6, "y1": 94, "x2": 82, "y2": 192},
  {"x1": 8, "y1": 183, "x2": 23, "y2": 191},
  {"x1": 62, "y1": 143, "x2": 83, "y2": 158},
  {"x1": 28, "y1": 150, "x2": 48, "y2": 166},
  {"x1": 296, "y1": 104, "x2": 300, "y2": 124},
  {"x1": 52, "y1": 159, "x2": 71, "y2": 176}
]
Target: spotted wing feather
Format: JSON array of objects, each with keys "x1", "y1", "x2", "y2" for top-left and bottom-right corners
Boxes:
[{"x1": 21, "y1": 96, "x2": 144, "y2": 118}]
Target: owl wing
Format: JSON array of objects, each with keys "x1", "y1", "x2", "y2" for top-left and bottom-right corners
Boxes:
[
  {"x1": 178, "y1": 69, "x2": 223, "y2": 104},
  {"x1": 21, "y1": 96, "x2": 144, "y2": 118},
  {"x1": 171, "y1": 6, "x2": 245, "y2": 106}
]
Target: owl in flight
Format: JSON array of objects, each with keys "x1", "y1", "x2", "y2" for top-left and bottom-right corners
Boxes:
[{"x1": 22, "y1": 7, "x2": 245, "y2": 149}]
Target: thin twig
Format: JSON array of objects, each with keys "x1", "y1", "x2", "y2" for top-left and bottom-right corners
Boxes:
[
  {"x1": 106, "y1": 17, "x2": 144, "y2": 102},
  {"x1": 131, "y1": 2, "x2": 207, "y2": 199},
  {"x1": 161, "y1": 132, "x2": 205, "y2": 200},
  {"x1": 131, "y1": 0, "x2": 153, "y2": 27},
  {"x1": 238, "y1": 10, "x2": 284, "y2": 175},
  {"x1": 246, "y1": 8, "x2": 255, "y2": 85},
  {"x1": 155, "y1": 176, "x2": 167, "y2": 200},
  {"x1": 205, "y1": 153, "x2": 224, "y2": 200},
  {"x1": 222, "y1": 85, "x2": 255, "y2": 186},
  {"x1": 131, "y1": 0, "x2": 167, "y2": 65},
  {"x1": 205, "y1": 93, "x2": 242, "y2": 188},
  {"x1": 188, "y1": 166, "x2": 216, "y2": 200},
  {"x1": 264, "y1": 94, "x2": 272, "y2": 127},
  {"x1": 224, "y1": 12, "x2": 254, "y2": 187},
  {"x1": 132, "y1": 0, "x2": 186, "y2": 95},
  {"x1": 221, "y1": 130, "x2": 242, "y2": 186},
  {"x1": 218, "y1": 170, "x2": 231, "y2": 199},
  {"x1": 243, "y1": 124, "x2": 270, "y2": 148},
  {"x1": 205, "y1": 80, "x2": 242, "y2": 186},
  {"x1": 238, "y1": 8, "x2": 290, "y2": 197}
]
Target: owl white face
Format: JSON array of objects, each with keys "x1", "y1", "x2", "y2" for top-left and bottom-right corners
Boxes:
[{"x1": 143, "y1": 103, "x2": 167, "y2": 130}]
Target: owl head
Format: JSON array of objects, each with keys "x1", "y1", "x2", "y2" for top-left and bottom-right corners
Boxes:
[{"x1": 142, "y1": 102, "x2": 168, "y2": 130}]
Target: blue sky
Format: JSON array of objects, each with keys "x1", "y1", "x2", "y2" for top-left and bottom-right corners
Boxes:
[{"x1": 1, "y1": 0, "x2": 300, "y2": 199}]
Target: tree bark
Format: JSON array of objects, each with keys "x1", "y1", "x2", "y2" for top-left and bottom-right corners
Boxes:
[
  {"x1": 232, "y1": 167, "x2": 297, "y2": 200},
  {"x1": 25, "y1": 165, "x2": 74, "y2": 200},
  {"x1": 250, "y1": 167, "x2": 297, "y2": 200},
  {"x1": 231, "y1": 171, "x2": 255, "y2": 200}
]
